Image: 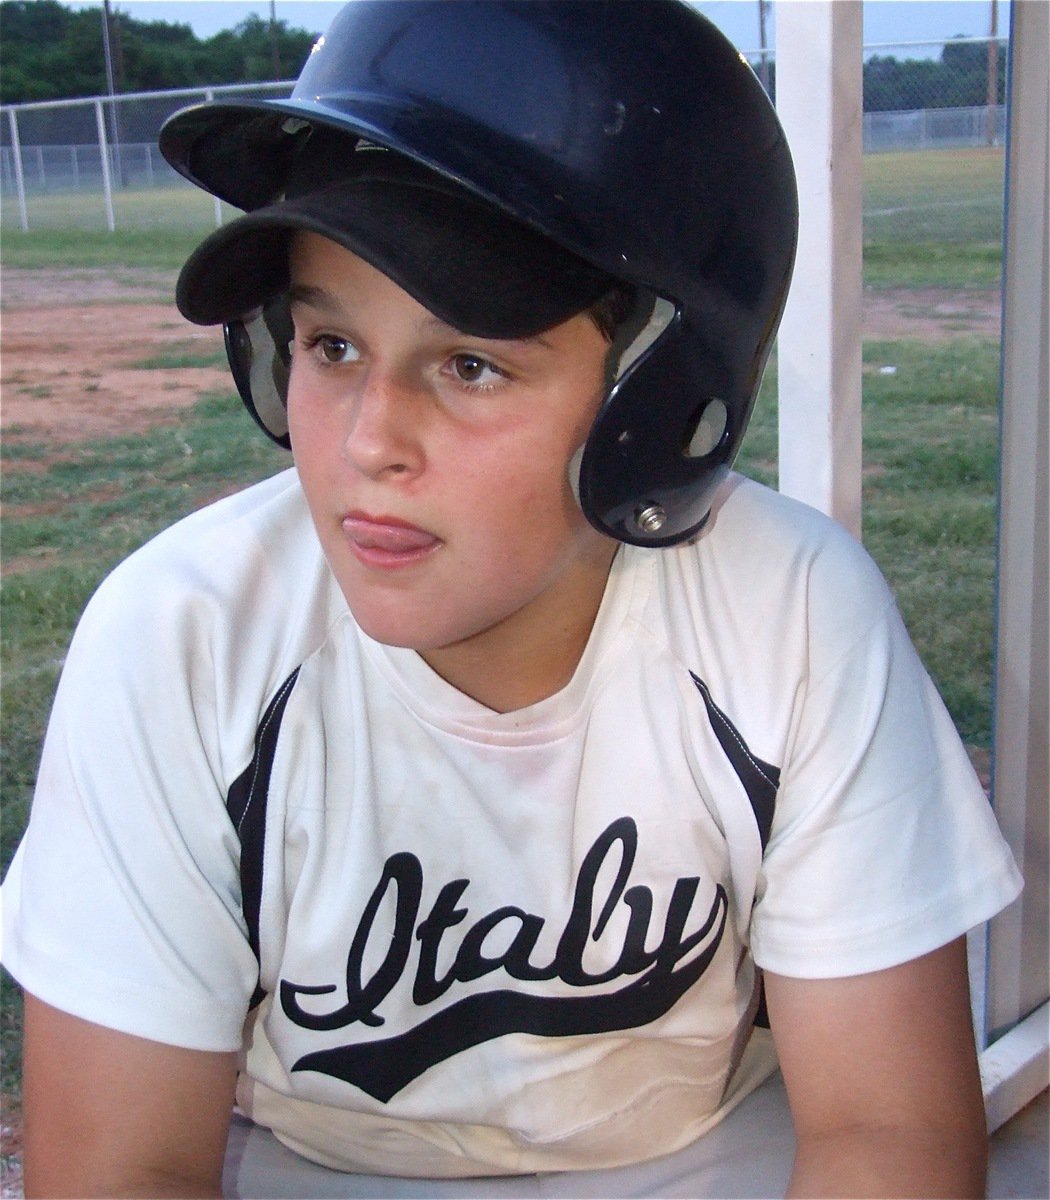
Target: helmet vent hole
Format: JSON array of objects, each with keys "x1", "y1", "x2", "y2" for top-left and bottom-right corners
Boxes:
[{"x1": 685, "y1": 399, "x2": 729, "y2": 459}]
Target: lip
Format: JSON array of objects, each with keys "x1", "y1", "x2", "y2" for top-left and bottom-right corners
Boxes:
[{"x1": 342, "y1": 512, "x2": 442, "y2": 568}]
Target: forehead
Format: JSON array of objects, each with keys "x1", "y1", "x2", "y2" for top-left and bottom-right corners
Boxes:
[{"x1": 287, "y1": 230, "x2": 609, "y2": 359}]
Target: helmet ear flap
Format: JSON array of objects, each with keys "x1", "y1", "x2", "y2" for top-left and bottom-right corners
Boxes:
[
  {"x1": 223, "y1": 297, "x2": 294, "y2": 449},
  {"x1": 579, "y1": 313, "x2": 734, "y2": 547}
]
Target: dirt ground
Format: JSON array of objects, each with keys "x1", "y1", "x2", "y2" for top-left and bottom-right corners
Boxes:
[
  {"x1": 1, "y1": 268, "x2": 232, "y2": 445},
  {"x1": 1, "y1": 267, "x2": 1002, "y2": 446}
]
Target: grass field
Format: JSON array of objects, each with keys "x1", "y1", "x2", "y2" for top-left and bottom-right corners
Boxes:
[
  {"x1": 864, "y1": 146, "x2": 1005, "y2": 246},
  {"x1": 0, "y1": 144, "x2": 1006, "y2": 1109}
]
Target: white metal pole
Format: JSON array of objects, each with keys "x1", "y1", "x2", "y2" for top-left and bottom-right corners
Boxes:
[
  {"x1": 774, "y1": 0, "x2": 864, "y2": 537},
  {"x1": 94, "y1": 98, "x2": 116, "y2": 232},
  {"x1": 205, "y1": 88, "x2": 223, "y2": 228},
  {"x1": 6, "y1": 107, "x2": 29, "y2": 232},
  {"x1": 985, "y1": 0, "x2": 1049, "y2": 1053}
]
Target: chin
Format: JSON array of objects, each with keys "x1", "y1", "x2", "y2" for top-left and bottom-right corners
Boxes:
[{"x1": 344, "y1": 601, "x2": 460, "y2": 653}]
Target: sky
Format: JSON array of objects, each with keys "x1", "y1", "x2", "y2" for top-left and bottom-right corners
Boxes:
[{"x1": 45, "y1": 0, "x2": 1008, "y2": 56}]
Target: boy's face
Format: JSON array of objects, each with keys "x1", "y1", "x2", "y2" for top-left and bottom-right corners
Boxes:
[{"x1": 286, "y1": 232, "x2": 617, "y2": 701}]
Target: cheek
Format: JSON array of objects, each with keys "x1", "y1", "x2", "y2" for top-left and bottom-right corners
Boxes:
[
  {"x1": 468, "y1": 430, "x2": 589, "y2": 544},
  {"x1": 287, "y1": 377, "x2": 336, "y2": 468}
]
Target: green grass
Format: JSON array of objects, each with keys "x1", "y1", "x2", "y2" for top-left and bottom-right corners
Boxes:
[
  {"x1": 1, "y1": 183, "x2": 237, "y2": 241},
  {"x1": 0, "y1": 388, "x2": 289, "y2": 1096},
  {"x1": 0, "y1": 224, "x2": 206, "y2": 270},
  {"x1": 3, "y1": 147, "x2": 1006, "y2": 283},
  {"x1": 863, "y1": 241, "x2": 1003, "y2": 289},
  {"x1": 862, "y1": 340, "x2": 1000, "y2": 744},
  {"x1": 863, "y1": 147, "x2": 1005, "y2": 244},
  {"x1": 1, "y1": 391, "x2": 289, "y2": 868},
  {"x1": 860, "y1": 147, "x2": 1004, "y2": 288},
  {"x1": 129, "y1": 346, "x2": 228, "y2": 370}
]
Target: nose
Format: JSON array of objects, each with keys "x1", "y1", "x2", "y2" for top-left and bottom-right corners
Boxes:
[{"x1": 341, "y1": 366, "x2": 424, "y2": 480}]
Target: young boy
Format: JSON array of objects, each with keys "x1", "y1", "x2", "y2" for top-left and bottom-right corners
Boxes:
[{"x1": 2, "y1": 2, "x2": 1021, "y2": 1196}]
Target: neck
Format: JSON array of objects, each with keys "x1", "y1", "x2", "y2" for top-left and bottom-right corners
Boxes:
[{"x1": 420, "y1": 545, "x2": 618, "y2": 713}]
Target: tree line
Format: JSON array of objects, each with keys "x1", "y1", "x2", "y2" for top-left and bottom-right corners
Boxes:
[
  {"x1": 0, "y1": 0, "x2": 1007, "y2": 113},
  {"x1": 0, "y1": 0, "x2": 318, "y2": 105},
  {"x1": 756, "y1": 39, "x2": 1005, "y2": 113}
]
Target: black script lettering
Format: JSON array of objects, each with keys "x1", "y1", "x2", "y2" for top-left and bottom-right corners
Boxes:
[
  {"x1": 281, "y1": 852, "x2": 421, "y2": 1030},
  {"x1": 413, "y1": 879, "x2": 469, "y2": 1005},
  {"x1": 451, "y1": 908, "x2": 553, "y2": 986},
  {"x1": 555, "y1": 817, "x2": 661, "y2": 985},
  {"x1": 281, "y1": 816, "x2": 728, "y2": 1093},
  {"x1": 293, "y1": 886, "x2": 729, "y2": 1102}
]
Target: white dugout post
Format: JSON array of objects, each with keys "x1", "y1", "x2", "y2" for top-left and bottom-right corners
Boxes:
[
  {"x1": 774, "y1": 0, "x2": 864, "y2": 538},
  {"x1": 773, "y1": 0, "x2": 1048, "y2": 1128},
  {"x1": 982, "y1": 0, "x2": 1049, "y2": 1124}
]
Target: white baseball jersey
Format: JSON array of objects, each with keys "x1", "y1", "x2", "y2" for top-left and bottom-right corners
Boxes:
[{"x1": 1, "y1": 468, "x2": 1021, "y2": 1176}]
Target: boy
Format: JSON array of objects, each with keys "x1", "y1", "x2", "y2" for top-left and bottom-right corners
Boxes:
[{"x1": 2, "y1": 2, "x2": 1021, "y2": 1196}]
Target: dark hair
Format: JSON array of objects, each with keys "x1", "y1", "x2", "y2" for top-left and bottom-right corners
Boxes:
[{"x1": 588, "y1": 282, "x2": 638, "y2": 341}]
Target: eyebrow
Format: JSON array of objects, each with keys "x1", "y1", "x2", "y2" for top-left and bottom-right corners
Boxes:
[{"x1": 287, "y1": 283, "x2": 342, "y2": 313}]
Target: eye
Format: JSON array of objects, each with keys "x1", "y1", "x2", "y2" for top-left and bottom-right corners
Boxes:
[
  {"x1": 307, "y1": 334, "x2": 358, "y2": 365},
  {"x1": 450, "y1": 354, "x2": 505, "y2": 389}
]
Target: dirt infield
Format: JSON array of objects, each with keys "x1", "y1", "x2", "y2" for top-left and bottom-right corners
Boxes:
[
  {"x1": 1, "y1": 268, "x2": 230, "y2": 444},
  {"x1": 1, "y1": 267, "x2": 1001, "y2": 446}
]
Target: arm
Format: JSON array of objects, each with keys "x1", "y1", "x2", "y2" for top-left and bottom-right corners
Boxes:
[
  {"x1": 22, "y1": 993, "x2": 238, "y2": 1199},
  {"x1": 766, "y1": 937, "x2": 987, "y2": 1199}
]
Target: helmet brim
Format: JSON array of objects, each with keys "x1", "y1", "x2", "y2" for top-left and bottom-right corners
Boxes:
[{"x1": 172, "y1": 121, "x2": 615, "y2": 339}]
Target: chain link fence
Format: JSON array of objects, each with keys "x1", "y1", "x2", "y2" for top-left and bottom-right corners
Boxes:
[
  {"x1": 0, "y1": 39, "x2": 1008, "y2": 246},
  {"x1": 1, "y1": 80, "x2": 292, "y2": 233}
]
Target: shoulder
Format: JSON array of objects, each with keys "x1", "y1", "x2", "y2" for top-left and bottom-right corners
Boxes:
[
  {"x1": 105, "y1": 467, "x2": 313, "y2": 591},
  {"x1": 705, "y1": 475, "x2": 885, "y2": 587},
  {"x1": 66, "y1": 469, "x2": 341, "y2": 706},
  {"x1": 88, "y1": 468, "x2": 324, "y2": 617},
  {"x1": 648, "y1": 474, "x2": 897, "y2": 658}
]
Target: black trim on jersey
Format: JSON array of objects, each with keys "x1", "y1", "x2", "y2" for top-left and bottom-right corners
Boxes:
[
  {"x1": 689, "y1": 671, "x2": 780, "y2": 1029},
  {"x1": 226, "y1": 667, "x2": 301, "y2": 1009},
  {"x1": 227, "y1": 668, "x2": 780, "y2": 1027},
  {"x1": 689, "y1": 672, "x2": 779, "y2": 852}
]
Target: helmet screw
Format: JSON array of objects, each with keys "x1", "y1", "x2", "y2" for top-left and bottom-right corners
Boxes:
[{"x1": 635, "y1": 503, "x2": 667, "y2": 534}]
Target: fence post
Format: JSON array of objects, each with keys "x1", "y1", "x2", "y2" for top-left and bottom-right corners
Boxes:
[
  {"x1": 94, "y1": 97, "x2": 116, "y2": 232},
  {"x1": 205, "y1": 88, "x2": 223, "y2": 228},
  {"x1": 6, "y1": 106, "x2": 29, "y2": 232}
]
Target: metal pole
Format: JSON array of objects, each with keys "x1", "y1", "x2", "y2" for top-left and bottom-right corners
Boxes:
[
  {"x1": 205, "y1": 88, "x2": 223, "y2": 228},
  {"x1": 986, "y1": 0, "x2": 999, "y2": 145},
  {"x1": 757, "y1": 0, "x2": 771, "y2": 95},
  {"x1": 270, "y1": 0, "x2": 282, "y2": 81},
  {"x1": 101, "y1": 0, "x2": 124, "y2": 186},
  {"x1": 94, "y1": 98, "x2": 116, "y2": 232},
  {"x1": 6, "y1": 106, "x2": 29, "y2": 232},
  {"x1": 986, "y1": 0, "x2": 1049, "y2": 1050}
]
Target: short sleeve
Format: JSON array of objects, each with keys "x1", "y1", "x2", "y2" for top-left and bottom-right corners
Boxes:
[
  {"x1": 748, "y1": 529, "x2": 1022, "y2": 978},
  {"x1": 1, "y1": 553, "x2": 260, "y2": 1051}
]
